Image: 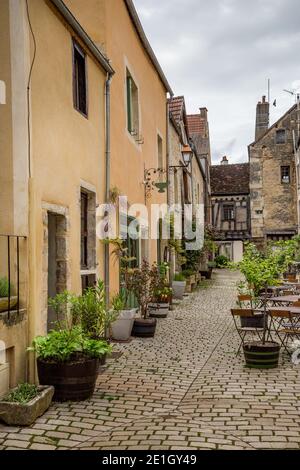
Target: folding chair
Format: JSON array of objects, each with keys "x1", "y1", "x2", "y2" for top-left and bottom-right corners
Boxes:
[
  {"x1": 231, "y1": 309, "x2": 265, "y2": 356},
  {"x1": 269, "y1": 310, "x2": 300, "y2": 356},
  {"x1": 282, "y1": 290, "x2": 295, "y2": 296},
  {"x1": 237, "y1": 294, "x2": 253, "y2": 308}
]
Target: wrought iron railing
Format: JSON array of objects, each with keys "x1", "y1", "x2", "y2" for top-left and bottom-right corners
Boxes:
[{"x1": 0, "y1": 234, "x2": 27, "y2": 319}]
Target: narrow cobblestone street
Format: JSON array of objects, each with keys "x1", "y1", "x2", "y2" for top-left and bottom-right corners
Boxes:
[{"x1": 1, "y1": 270, "x2": 300, "y2": 450}]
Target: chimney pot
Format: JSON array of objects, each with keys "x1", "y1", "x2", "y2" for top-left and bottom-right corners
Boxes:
[
  {"x1": 200, "y1": 107, "x2": 208, "y2": 119},
  {"x1": 255, "y1": 95, "x2": 270, "y2": 141},
  {"x1": 221, "y1": 156, "x2": 229, "y2": 165}
]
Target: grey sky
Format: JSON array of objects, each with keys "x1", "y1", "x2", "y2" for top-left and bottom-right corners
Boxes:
[{"x1": 134, "y1": 0, "x2": 300, "y2": 164}]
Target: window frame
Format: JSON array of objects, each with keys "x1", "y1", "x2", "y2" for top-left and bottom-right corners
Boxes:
[
  {"x1": 222, "y1": 203, "x2": 235, "y2": 221},
  {"x1": 126, "y1": 68, "x2": 139, "y2": 137},
  {"x1": 281, "y1": 165, "x2": 291, "y2": 184},
  {"x1": 72, "y1": 39, "x2": 88, "y2": 118},
  {"x1": 276, "y1": 129, "x2": 286, "y2": 145}
]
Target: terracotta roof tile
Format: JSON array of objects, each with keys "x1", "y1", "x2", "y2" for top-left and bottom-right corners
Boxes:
[
  {"x1": 169, "y1": 96, "x2": 185, "y2": 125},
  {"x1": 187, "y1": 114, "x2": 206, "y2": 136},
  {"x1": 210, "y1": 163, "x2": 250, "y2": 195}
]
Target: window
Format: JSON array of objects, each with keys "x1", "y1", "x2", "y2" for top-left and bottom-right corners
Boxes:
[
  {"x1": 223, "y1": 204, "x2": 235, "y2": 221},
  {"x1": 276, "y1": 129, "x2": 286, "y2": 144},
  {"x1": 174, "y1": 171, "x2": 179, "y2": 204},
  {"x1": 126, "y1": 69, "x2": 139, "y2": 136},
  {"x1": 80, "y1": 191, "x2": 88, "y2": 269},
  {"x1": 281, "y1": 166, "x2": 290, "y2": 184},
  {"x1": 80, "y1": 189, "x2": 96, "y2": 271},
  {"x1": 73, "y1": 41, "x2": 87, "y2": 116},
  {"x1": 157, "y1": 135, "x2": 163, "y2": 169}
]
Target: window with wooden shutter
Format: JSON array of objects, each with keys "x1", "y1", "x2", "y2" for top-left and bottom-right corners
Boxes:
[{"x1": 73, "y1": 41, "x2": 87, "y2": 117}]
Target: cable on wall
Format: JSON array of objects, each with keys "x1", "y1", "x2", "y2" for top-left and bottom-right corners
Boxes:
[{"x1": 25, "y1": 0, "x2": 37, "y2": 178}]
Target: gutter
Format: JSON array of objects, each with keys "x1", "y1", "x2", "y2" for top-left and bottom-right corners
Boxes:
[
  {"x1": 49, "y1": 0, "x2": 114, "y2": 75},
  {"x1": 124, "y1": 0, "x2": 173, "y2": 95},
  {"x1": 104, "y1": 74, "x2": 113, "y2": 304}
]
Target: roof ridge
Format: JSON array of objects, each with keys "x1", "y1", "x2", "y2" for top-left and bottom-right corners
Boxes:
[{"x1": 249, "y1": 103, "x2": 297, "y2": 146}]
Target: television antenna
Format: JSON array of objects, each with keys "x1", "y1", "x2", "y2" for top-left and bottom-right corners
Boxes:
[{"x1": 283, "y1": 88, "x2": 300, "y2": 103}]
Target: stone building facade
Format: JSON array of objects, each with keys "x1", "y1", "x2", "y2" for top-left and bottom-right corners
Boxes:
[
  {"x1": 249, "y1": 97, "x2": 298, "y2": 245},
  {"x1": 168, "y1": 96, "x2": 208, "y2": 274},
  {"x1": 187, "y1": 108, "x2": 212, "y2": 225},
  {"x1": 210, "y1": 157, "x2": 251, "y2": 262}
]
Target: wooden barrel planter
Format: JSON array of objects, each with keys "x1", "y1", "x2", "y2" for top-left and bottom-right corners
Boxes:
[
  {"x1": 37, "y1": 356, "x2": 100, "y2": 402},
  {"x1": 243, "y1": 342, "x2": 280, "y2": 369},
  {"x1": 132, "y1": 318, "x2": 157, "y2": 338}
]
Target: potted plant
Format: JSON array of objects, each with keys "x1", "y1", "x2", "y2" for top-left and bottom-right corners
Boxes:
[
  {"x1": 70, "y1": 280, "x2": 117, "y2": 364},
  {"x1": 149, "y1": 286, "x2": 172, "y2": 319},
  {"x1": 206, "y1": 261, "x2": 215, "y2": 279},
  {"x1": 126, "y1": 260, "x2": 160, "y2": 337},
  {"x1": 29, "y1": 326, "x2": 112, "y2": 402},
  {"x1": 215, "y1": 255, "x2": 229, "y2": 269},
  {"x1": 182, "y1": 269, "x2": 196, "y2": 293},
  {"x1": 110, "y1": 292, "x2": 136, "y2": 341},
  {"x1": 172, "y1": 272, "x2": 186, "y2": 300},
  {"x1": 235, "y1": 242, "x2": 293, "y2": 369},
  {"x1": 0, "y1": 277, "x2": 17, "y2": 313},
  {"x1": 29, "y1": 290, "x2": 112, "y2": 401},
  {"x1": 0, "y1": 383, "x2": 54, "y2": 426}
]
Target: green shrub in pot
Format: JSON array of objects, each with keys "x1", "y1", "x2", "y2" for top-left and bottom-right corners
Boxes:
[
  {"x1": 126, "y1": 260, "x2": 161, "y2": 337},
  {"x1": 29, "y1": 284, "x2": 113, "y2": 402},
  {"x1": 70, "y1": 280, "x2": 118, "y2": 340},
  {"x1": 0, "y1": 383, "x2": 54, "y2": 426},
  {"x1": 29, "y1": 326, "x2": 112, "y2": 402}
]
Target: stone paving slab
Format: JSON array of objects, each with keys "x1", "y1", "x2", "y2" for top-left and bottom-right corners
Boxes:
[{"x1": 1, "y1": 270, "x2": 300, "y2": 450}]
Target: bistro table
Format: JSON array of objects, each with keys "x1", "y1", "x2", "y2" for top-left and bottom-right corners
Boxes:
[
  {"x1": 267, "y1": 306, "x2": 300, "y2": 314},
  {"x1": 267, "y1": 295, "x2": 300, "y2": 306},
  {"x1": 268, "y1": 285, "x2": 297, "y2": 296}
]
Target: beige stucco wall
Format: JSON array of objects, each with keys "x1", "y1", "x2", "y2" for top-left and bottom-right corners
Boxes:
[
  {"x1": 27, "y1": 0, "x2": 107, "y2": 345},
  {"x1": 0, "y1": 0, "x2": 29, "y2": 388},
  {"x1": 65, "y1": 0, "x2": 169, "y2": 294}
]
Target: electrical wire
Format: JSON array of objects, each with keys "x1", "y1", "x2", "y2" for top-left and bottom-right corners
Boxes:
[{"x1": 25, "y1": 0, "x2": 37, "y2": 178}]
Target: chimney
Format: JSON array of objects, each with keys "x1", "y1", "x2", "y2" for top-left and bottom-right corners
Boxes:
[
  {"x1": 200, "y1": 107, "x2": 207, "y2": 120},
  {"x1": 221, "y1": 156, "x2": 229, "y2": 165},
  {"x1": 255, "y1": 95, "x2": 269, "y2": 141}
]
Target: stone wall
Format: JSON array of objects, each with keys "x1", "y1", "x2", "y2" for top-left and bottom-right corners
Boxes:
[{"x1": 249, "y1": 106, "x2": 298, "y2": 242}]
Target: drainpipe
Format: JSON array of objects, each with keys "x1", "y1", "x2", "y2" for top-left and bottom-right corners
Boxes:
[{"x1": 104, "y1": 73, "x2": 113, "y2": 305}]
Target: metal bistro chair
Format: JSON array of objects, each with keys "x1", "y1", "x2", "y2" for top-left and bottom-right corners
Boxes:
[
  {"x1": 269, "y1": 310, "x2": 300, "y2": 356},
  {"x1": 231, "y1": 309, "x2": 265, "y2": 356},
  {"x1": 237, "y1": 294, "x2": 253, "y2": 308},
  {"x1": 282, "y1": 290, "x2": 295, "y2": 296}
]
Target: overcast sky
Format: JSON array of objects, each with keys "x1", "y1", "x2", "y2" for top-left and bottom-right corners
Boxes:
[{"x1": 134, "y1": 0, "x2": 300, "y2": 164}]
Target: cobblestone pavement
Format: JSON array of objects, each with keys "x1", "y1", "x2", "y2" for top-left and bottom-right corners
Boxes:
[{"x1": 1, "y1": 269, "x2": 300, "y2": 450}]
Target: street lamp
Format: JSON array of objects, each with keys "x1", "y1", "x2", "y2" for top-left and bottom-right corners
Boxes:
[{"x1": 169, "y1": 145, "x2": 194, "y2": 171}]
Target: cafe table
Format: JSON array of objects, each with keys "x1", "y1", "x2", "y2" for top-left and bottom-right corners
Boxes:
[
  {"x1": 267, "y1": 306, "x2": 300, "y2": 314},
  {"x1": 267, "y1": 295, "x2": 300, "y2": 306}
]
